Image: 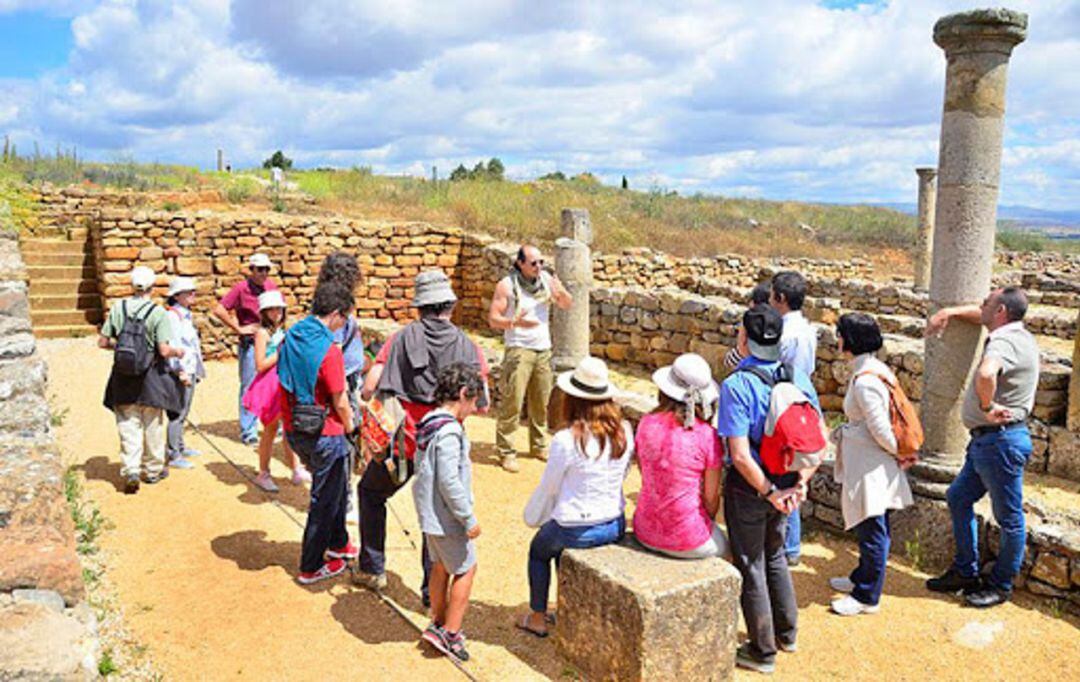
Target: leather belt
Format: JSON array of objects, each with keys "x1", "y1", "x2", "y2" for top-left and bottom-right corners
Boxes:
[{"x1": 969, "y1": 421, "x2": 1024, "y2": 439}]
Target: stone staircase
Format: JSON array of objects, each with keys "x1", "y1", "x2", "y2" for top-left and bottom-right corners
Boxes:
[{"x1": 22, "y1": 232, "x2": 102, "y2": 338}]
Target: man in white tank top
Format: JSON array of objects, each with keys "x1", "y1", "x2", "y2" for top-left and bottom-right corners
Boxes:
[{"x1": 488, "y1": 245, "x2": 572, "y2": 472}]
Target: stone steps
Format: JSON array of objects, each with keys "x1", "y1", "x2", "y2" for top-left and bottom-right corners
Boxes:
[
  {"x1": 33, "y1": 324, "x2": 101, "y2": 339},
  {"x1": 28, "y1": 293, "x2": 100, "y2": 311},
  {"x1": 20, "y1": 239, "x2": 91, "y2": 256},
  {"x1": 26, "y1": 265, "x2": 96, "y2": 280},
  {"x1": 29, "y1": 309, "x2": 102, "y2": 327},
  {"x1": 21, "y1": 251, "x2": 92, "y2": 267},
  {"x1": 28, "y1": 279, "x2": 98, "y2": 295}
]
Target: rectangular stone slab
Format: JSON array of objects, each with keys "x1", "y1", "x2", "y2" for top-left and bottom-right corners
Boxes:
[{"x1": 556, "y1": 537, "x2": 742, "y2": 681}]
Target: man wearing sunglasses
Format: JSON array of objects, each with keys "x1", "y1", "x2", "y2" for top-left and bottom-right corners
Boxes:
[
  {"x1": 213, "y1": 253, "x2": 280, "y2": 444},
  {"x1": 488, "y1": 244, "x2": 572, "y2": 472}
]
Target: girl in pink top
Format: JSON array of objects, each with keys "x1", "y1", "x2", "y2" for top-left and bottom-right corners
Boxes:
[{"x1": 634, "y1": 353, "x2": 729, "y2": 559}]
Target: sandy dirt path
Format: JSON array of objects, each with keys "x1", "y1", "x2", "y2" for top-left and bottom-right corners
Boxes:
[{"x1": 41, "y1": 337, "x2": 1078, "y2": 681}]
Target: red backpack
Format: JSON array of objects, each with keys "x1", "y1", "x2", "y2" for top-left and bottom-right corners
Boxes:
[{"x1": 737, "y1": 365, "x2": 827, "y2": 475}]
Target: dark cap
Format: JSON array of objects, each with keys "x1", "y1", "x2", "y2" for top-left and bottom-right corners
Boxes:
[{"x1": 743, "y1": 304, "x2": 783, "y2": 361}]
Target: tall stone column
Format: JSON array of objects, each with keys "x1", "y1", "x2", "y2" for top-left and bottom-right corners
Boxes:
[
  {"x1": 216, "y1": 149, "x2": 224, "y2": 172},
  {"x1": 551, "y1": 208, "x2": 593, "y2": 373},
  {"x1": 921, "y1": 8, "x2": 1027, "y2": 459},
  {"x1": 1068, "y1": 309, "x2": 1080, "y2": 432},
  {"x1": 913, "y1": 167, "x2": 937, "y2": 292}
]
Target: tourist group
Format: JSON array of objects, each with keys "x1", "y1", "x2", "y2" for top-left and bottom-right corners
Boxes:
[{"x1": 96, "y1": 247, "x2": 1039, "y2": 672}]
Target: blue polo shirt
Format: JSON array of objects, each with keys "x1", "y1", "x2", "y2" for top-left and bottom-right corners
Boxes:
[{"x1": 717, "y1": 356, "x2": 820, "y2": 485}]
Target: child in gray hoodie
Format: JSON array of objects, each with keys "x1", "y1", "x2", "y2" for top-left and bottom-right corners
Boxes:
[{"x1": 412, "y1": 362, "x2": 485, "y2": 663}]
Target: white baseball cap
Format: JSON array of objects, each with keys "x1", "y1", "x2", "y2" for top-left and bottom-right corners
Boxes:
[
  {"x1": 258, "y1": 290, "x2": 286, "y2": 311},
  {"x1": 249, "y1": 253, "x2": 272, "y2": 269},
  {"x1": 168, "y1": 276, "x2": 197, "y2": 297},
  {"x1": 130, "y1": 266, "x2": 156, "y2": 291}
]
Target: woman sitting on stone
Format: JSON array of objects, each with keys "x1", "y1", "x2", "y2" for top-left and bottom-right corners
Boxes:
[
  {"x1": 828, "y1": 312, "x2": 914, "y2": 616},
  {"x1": 634, "y1": 353, "x2": 729, "y2": 560},
  {"x1": 517, "y1": 357, "x2": 634, "y2": 638}
]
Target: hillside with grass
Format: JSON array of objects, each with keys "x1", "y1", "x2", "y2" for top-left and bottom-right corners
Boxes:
[{"x1": 2, "y1": 151, "x2": 1074, "y2": 268}]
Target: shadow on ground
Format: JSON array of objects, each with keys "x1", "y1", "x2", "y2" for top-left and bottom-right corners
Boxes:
[
  {"x1": 77, "y1": 455, "x2": 124, "y2": 493},
  {"x1": 204, "y1": 460, "x2": 311, "y2": 514}
]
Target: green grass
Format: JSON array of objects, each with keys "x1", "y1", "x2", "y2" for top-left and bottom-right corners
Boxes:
[
  {"x1": 64, "y1": 469, "x2": 112, "y2": 556},
  {"x1": 98, "y1": 649, "x2": 118, "y2": 677}
]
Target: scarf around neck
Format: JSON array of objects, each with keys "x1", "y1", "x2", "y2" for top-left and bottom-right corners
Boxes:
[{"x1": 510, "y1": 266, "x2": 551, "y2": 311}]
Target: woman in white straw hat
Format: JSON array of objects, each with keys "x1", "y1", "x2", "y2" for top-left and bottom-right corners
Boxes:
[
  {"x1": 243, "y1": 289, "x2": 309, "y2": 492},
  {"x1": 634, "y1": 353, "x2": 729, "y2": 560},
  {"x1": 517, "y1": 356, "x2": 634, "y2": 638},
  {"x1": 165, "y1": 276, "x2": 205, "y2": 470}
]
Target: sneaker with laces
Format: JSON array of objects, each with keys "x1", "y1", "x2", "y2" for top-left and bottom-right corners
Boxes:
[
  {"x1": 735, "y1": 643, "x2": 775, "y2": 674},
  {"x1": 501, "y1": 455, "x2": 520, "y2": 473},
  {"x1": 829, "y1": 576, "x2": 855, "y2": 593},
  {"x1": 422, "y1": 622, "x2": 447, "y2": 652},
  {"x1": 926, "y1": 568, "x2": 980, "y2": 595},
  {"x1": 182, "y1": 448, "x2": 201, "y2": 458},
  {"x1": 297, "y1": 559, "x2": 346, "y2": 585},
  {"x1": 326, "y1": 541, "x2": 359, "y2": 560},
  {"x1": 352, "y1": 570, "x2": 387, "y2": 591},
  {"x1": 830, "y1": 595, "x2": 880, "y2": 616},
  {"x1": 254, "y1": 471, "x2": 279, "y2": 493},
  {"x1": 443, "y1": 630, "x2": 470, "y2": 662},
  {"x1": 142, "y1": 469, "x2": 169, "y2": 484},
  {"x1": 291, "y1": 467, "x2": 312, "y2": 485}
]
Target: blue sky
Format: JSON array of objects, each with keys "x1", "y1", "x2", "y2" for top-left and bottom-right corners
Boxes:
[{"x1": 0, "y1": 0, "x2": 1076, "y2": 210}]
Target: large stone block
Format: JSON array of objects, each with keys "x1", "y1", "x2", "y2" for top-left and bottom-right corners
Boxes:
[
  {"x1": 1047, "y1": 427, "x2": 1080, "y2": 482},
  {"x1": 556, "y1": 538, "x2": 741, "y2": 681}
]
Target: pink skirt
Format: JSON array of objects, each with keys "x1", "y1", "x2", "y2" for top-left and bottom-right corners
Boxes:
[{"x1": 243, "y1": 367, "x2": 282, "y2": 426}]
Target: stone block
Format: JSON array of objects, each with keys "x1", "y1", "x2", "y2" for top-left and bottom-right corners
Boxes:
[
  {"x1": 1030, "y1": 551, "x2": 1071, "y2": 590},
  {"x1": 891, "y1": 496, "x2": 963, "y2": 572},
  {"x1": 176, "y1": 257, "x2": 212, "y2": 276},
  {"x1": 556, "y1": 538, "x2": 741, "y2": 681},
  {"x1": 1047, "y1": 427, "x2": 1080, "y2": 482}
]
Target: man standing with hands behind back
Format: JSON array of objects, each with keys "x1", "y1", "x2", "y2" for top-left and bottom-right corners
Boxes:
[
  {"x1": 488, "y1": 244, "x2": 571, "y2": 473},
  {"x1": 213, "y1": 253, "x2": 279, "y2": 445}
]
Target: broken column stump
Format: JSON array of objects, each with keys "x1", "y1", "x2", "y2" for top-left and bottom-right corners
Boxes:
[{"x1": 556, "y1": 538, "x2": 742, "y2": 681}]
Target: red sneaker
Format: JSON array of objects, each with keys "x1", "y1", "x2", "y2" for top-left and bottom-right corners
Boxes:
[
  {"x1": 297, "y1": 559, "x2": 346, "y2": 585},
  {"x1": 326, "y1": 541, "x2": 359, "y2": 560}
]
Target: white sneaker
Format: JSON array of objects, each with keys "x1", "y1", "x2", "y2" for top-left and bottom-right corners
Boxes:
[
  {"x1": 291, "y1": 467, "x2": 312, "y2": 485},
  {"x1": 254, "y1": 471, "x2": 279, "y2": 493},
  {"x1": 829, "y1": 576, "x2": 855, "y2": 593},
  {"x1": 830, "y1": 595, "x2": 879, "y2": 616}
]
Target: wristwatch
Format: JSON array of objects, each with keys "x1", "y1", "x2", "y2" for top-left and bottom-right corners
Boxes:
[{"x1": 759, "y1": 482, "x2": 778, "y2": 499}]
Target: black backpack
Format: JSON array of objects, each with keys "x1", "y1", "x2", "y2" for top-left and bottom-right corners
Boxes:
[{"x1": 113, "y1": 300, "x2": 156, "y2": 376}]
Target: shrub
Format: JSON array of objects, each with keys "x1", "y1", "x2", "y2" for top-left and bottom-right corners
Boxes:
[{"x1": 262, "y1": 150, "x2": 293, "y2": 170}]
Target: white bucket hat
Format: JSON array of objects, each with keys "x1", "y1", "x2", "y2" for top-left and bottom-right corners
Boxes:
[
  {"x1": 412, "y1": 269, "x2": 458, "y2": 308},
  {"x1": 258, "y1": 290, "x2": 286, "y2": 311},
  {"x1": 652, "y1": 353, "x2": 719, "y2": 427},
  {"x1": 557, "y1": 356, "x2": 618, "y2": 401},
  {"x1": 130, "y1": 266, "x2": 155, "y2": 291},
  {"x1": 249, "y1": 253, "x2": 272, "y2": 269},
  {"x1": 168, "y1": 276, "x2": 197, "y2": 297}
]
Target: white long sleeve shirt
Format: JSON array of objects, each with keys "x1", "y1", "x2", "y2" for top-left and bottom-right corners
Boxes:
[{"x1": 524, "y1": 422, "x2": 635, "y2": 528}]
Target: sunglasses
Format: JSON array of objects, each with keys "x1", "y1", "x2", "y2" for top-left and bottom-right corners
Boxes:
[
  {"x1": 253, "y1": 266, "x2": 270, "y2": 273},
  {"x1": 526, "y1": 259, "x2": 544, "y2": 267}
]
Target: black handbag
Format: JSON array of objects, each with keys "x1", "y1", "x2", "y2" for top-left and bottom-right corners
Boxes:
[{"x1": 291, "y1": 401, "x2": 327, "y2": 437}]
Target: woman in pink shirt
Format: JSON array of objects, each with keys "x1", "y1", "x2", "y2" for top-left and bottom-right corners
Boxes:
[{"x1": 634, "y1": 353, "x2": 729, "y2": 559}]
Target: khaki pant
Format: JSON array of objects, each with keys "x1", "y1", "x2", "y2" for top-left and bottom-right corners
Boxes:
[
  {"x1": 496, "y1": 347, "x2": 553, "y2": 459},
  {"x1": 116, "y1": 404, "x2": 166, "y2": 479}
]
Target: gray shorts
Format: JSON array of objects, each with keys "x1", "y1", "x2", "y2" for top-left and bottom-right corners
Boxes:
[{"x1": 425, "y1": 533, "x2": 477, "y2": 575}]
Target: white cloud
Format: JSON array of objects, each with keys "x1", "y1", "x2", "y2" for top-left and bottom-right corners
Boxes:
[{"x1": 2, "y1": 0, "x2": 1076, "y2": 210}]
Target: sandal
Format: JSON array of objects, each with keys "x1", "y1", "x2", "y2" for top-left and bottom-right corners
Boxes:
[{"x1": 515, "y1": 614, "x2": 549, "y2": 638}]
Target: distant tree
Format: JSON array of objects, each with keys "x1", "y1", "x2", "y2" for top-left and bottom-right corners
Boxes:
[
  {"x1": 621, "y1": 175, "x2": 628, "y2": 190},
  {"x1": 449, "y1": 164, "x2": 470, "y2": 181},
  {"x1": 486, "y1": 157, "x2": 505, "y2": 181},
  {"x1": 471, "y1": 161, "x2": 486, "y2": 177},
  {"x1": 262, "y1": 150, "x2": 293, "y2": 170},
  {"x1": 539, "y1": 171, "x2": 566, "y2": 181}
]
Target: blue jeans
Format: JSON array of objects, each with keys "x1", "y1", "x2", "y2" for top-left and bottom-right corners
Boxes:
[
  {"x1": 850, "y1": 513, "x2": 890, "y2": 606},
  {"x1": 784, "y1": 509, "x2": 801, "y2": 560},
  {"x1": 238, "y1": 339, "x2": 258, "y2": 441},
  {"x1": 947, "y1": 426, "x2": 1031, "y2": 592},
  {"x1": 528, "y1": 517, "x2": 625, "y2": 613},
  {"x1": 288, "y1": 434, "x2": 350, "y2": 573}
]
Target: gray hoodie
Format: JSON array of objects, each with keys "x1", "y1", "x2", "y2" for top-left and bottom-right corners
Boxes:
[{"x1": 412, "y1": 409, "x2": 476, "y2": 536}]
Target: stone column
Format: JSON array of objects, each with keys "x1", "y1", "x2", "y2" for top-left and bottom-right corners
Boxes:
[
  {"x1": 913, "y1": 167, "x2": 937, "y2": 292},
  {"x1": 921, "y1": 8, "x2": 1027, "y2": 459},
  {"x1": 551, "y1": 208, "x2": 593, "y2": 372},
  {"x1": 1068, "y1": 309, "x2": 1080, "y2": 432},
  {"x1": 216, "y1": 149, "x2": 224, "y2": 172}
]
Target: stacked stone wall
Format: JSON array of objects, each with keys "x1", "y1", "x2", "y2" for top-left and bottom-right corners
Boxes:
[{"x1": 91, "y1": 209, "x2": 467, "y2": 359}]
